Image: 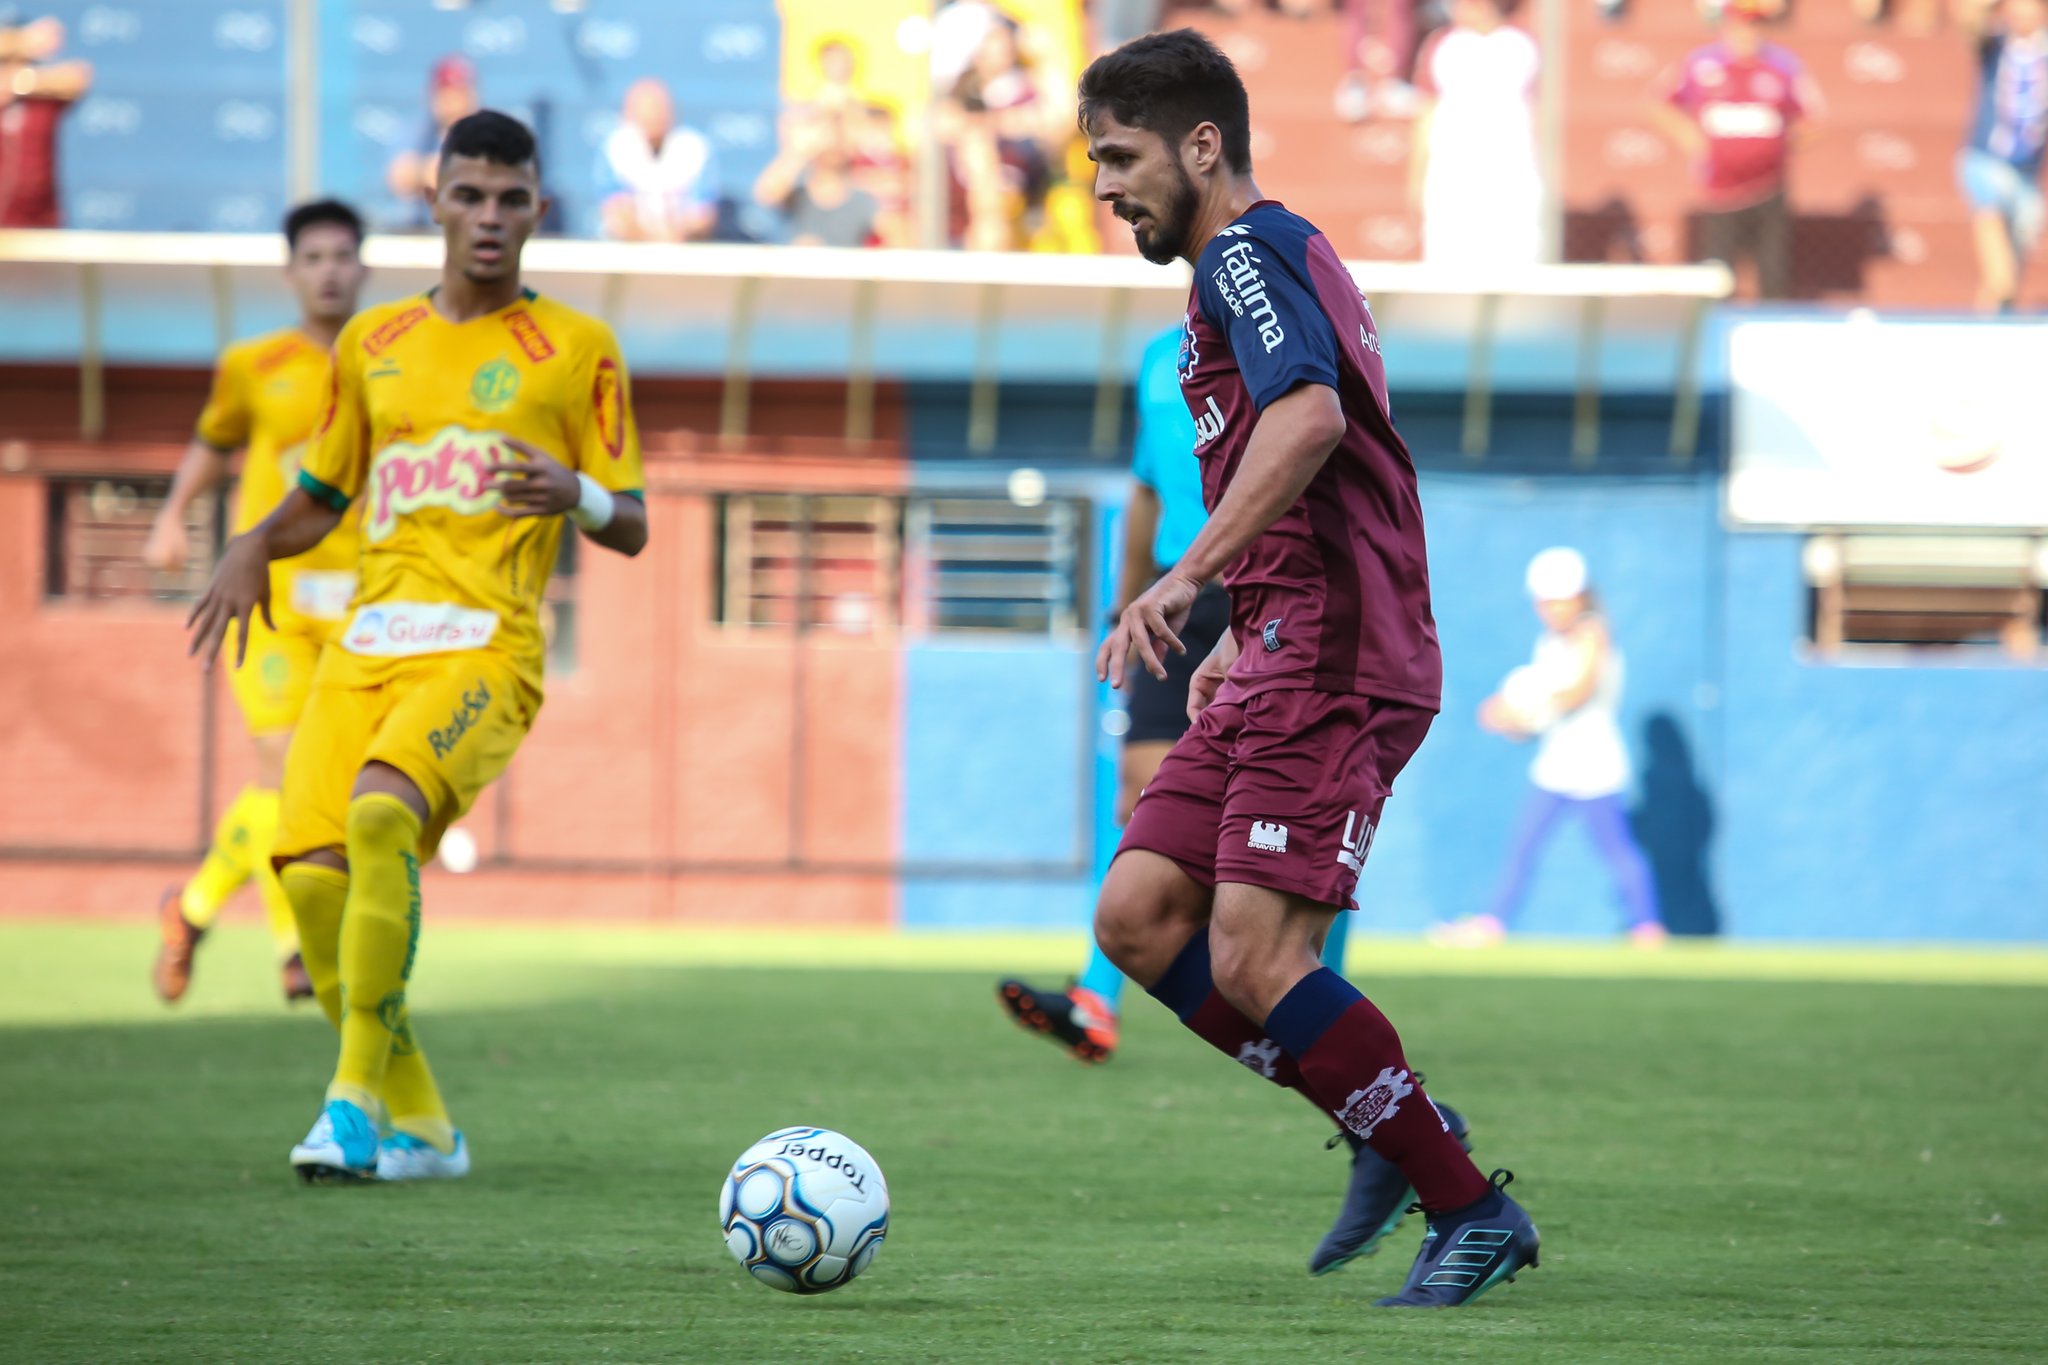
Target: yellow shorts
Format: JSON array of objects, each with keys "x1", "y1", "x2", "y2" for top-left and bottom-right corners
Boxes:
[
  {"x1": 275, "y1": 649, "x2": 540, "y2": 863},
  {"x1": 226, "y1": 614, "x2": 333, "y2": 737}
]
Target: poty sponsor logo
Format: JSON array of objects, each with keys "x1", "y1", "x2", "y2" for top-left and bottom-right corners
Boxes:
[
  {"x1": 1261, "y1": 618, "x2": 1283, "y2": 652},
  {"x1": 343, "y1": 603, "x2": 500, "y2": 658},
  {"x1": 363, "y1": 425, "x2": 507, "y2": 542},
  {"x1": 503, "y1": 310, "x2": 556, "y2": 363},
  {"x1": 1215, "y1": 242, "x2": 1286, "y2": 353},
  {"x1": 775, "y1": 1141, "x2": 869, "y2": 1194},
  {"x1": 1191, "y1": 394, "x2": 1227, "y2": 450},
  {"x1": 428, "y1": 681, "x2": 492, "y2": 758},
  {"x1": 364, "y1": 305, "x2": 430, "y2": 357}
]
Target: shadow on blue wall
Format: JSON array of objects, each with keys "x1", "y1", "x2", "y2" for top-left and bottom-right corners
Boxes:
[{"x1": 1631, "y1": 712, "x2": 1721, "y2": 937}]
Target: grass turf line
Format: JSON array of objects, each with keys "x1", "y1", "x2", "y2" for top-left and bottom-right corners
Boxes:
[{"x1": 2, "y1": 923, "x2": 2044, "y2": 1363}]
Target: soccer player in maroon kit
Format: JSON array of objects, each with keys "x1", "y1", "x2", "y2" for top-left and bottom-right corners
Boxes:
[{"x1": 1080, "y1": 30, "x2": 1538, "y2": 1307}]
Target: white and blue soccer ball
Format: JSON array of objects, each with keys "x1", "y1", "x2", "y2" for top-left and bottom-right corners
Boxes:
[{"x1": 719, "y1": 1126, "x2": 889, "y2": 1294}]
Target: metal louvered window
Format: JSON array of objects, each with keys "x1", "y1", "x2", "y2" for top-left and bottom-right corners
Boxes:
[
  {"x1": 44, "y1": 475, "x2": 221, "y2": 601},
  {"x1": 712, "y1": 492, "x2": 1083, "y2": 638}
]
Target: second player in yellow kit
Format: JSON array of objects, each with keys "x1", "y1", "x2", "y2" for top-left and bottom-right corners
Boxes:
[
  {"x1": 188, "y1": 111, "x2": 650, "y2": 1184},
  {"x1": 282, "y1": 280, "x2": 642, "y2": 861},
  {"x1": 145, "y1": 199, "x2": 370, "y2": 1006}
]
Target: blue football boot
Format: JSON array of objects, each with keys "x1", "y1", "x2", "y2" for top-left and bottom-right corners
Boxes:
[
  {"x1": 289, "y1": 1098, "x2": 380, "y2": 1183},
  {"x1": 1310, "y1": 1098, "x2": 1470, "y2": 1275},
  {"x1": 1375, "y1": 1169, "x2": 1540, "y2": 1308}
]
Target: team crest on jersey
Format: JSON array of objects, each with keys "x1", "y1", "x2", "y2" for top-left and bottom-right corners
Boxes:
[
  {"x1": 592, "y1": 356, "x2": 626, "y2": 458},
  {"x1": 1176, "y1": 314, "x2": 1201, "y2": 385},
  {"x1": 470, "y1": 358, "x2": 522, "y2": 414},
  {"x1": 1336, "y1": 1067, "x2": 1414, "y2": 1141},
  {"x1": 362, "y1": 423, "x2": 509, "y2": 542}
]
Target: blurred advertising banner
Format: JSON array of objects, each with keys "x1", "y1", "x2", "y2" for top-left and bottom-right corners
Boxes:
[{"x1": 1729, "y1": 319, "x2": 2048, "y2": 530}]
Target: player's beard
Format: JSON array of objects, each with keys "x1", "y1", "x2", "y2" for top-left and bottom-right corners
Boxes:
[{"x1": 1128, "y1": 162, "x2": 1198, "y2": 266}]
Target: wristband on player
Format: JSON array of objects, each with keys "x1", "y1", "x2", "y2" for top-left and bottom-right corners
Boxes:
[{"x1": 569, "y1": 472, "x2": 616, "y2": 531}]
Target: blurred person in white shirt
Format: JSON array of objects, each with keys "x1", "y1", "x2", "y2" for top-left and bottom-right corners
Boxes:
[
  {"x1": 1408, "y1": 0, "x2": 1543, "y2": 266},
  {"x1": 597, "y1": 77, "x2": 719, "y2": 242}
]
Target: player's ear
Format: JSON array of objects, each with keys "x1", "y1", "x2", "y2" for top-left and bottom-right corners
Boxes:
[
  {"x1": 537, "y1": 192, "x2": 554, "y2": 225},
  {"x1": 1186, "y1": 121, "x2": 1222, "y2": 178}
]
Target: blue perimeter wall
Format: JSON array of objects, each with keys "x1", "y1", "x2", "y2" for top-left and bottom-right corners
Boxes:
[{"x1": 898, "y1": 458, "x2": 2048, "y2": 943}]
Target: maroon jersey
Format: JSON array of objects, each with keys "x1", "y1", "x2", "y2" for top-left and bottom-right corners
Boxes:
[
  {"x1": 1178, "y1": 200, "x2": 1440, "y2": 713},
  {"x1": 1664, "y1": 42, "x2": 1817, "y2": 210},
  {"x1": 0, "y1": 95, "x2": 65, "y2": 227}
]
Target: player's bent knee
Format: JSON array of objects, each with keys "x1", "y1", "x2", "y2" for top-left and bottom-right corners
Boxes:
[
  {"x1": 1094, "y1": 850, "x2": 1209, "y2": 983},
  {"x1": 345, "y1": 790, "x2": 421, "y2": 847}
]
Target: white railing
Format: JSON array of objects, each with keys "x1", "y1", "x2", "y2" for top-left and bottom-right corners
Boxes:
[{"x1": 0, "y1": 230, "x2": 1731, "y2": 458}]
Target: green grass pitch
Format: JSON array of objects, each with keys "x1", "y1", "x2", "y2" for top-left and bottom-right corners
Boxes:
[{"x1": 2, "y1": 921, "x2": 2044, "y2": 1363}]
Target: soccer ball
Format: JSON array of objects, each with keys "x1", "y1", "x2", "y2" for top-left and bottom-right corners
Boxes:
[{"x1": 719, "y1": 1126, "x2": 889, "y2": 1294}]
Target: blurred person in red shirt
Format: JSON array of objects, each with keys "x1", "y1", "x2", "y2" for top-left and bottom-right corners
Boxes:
[
  {"x1": 1651, "y1": 0, "x2": 1823, "y2": 299},
  {"x1": 385, "y1": 56, "x2": 480, "y2": 231},
  {"x1": 0, "y1": 11, "x2": 92, "y2": 228}
]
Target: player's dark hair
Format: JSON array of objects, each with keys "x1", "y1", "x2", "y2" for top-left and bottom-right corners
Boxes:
[
  {"x1": 439, "y1": 109, "x2": 540, "y2": 175},
  {"x1": 1077, "y1": 29, "x2": 1252, "y2": 175},
  {"x1": 282, "y1": 198, "x2": 364, "y2": 251}
]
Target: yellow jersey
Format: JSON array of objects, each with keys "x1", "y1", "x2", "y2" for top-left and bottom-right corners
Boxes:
[
  {"x1": 300, "y1": 288, "x2": 644, "y2": 693},
  {"x1": 195, "y1": 327, "x2": 361, "y2": 629}
]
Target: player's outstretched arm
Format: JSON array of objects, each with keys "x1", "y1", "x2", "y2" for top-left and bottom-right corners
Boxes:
[
  {"x1": 1099, "y1": 384, "x2": 1344, "y2": 686},
  {"x1": 486, "y1": 438, "x2": 649, "y2": 557},
  {"x1": 144, "y1": 439, "x2": 234, "y2": 573},
  {"x1": 186, "y1": 488, "x2": 342, "y2": 669}
]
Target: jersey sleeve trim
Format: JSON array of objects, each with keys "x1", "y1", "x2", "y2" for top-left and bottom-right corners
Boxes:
[
  {"x1": 1248, "y1": 362, "x2": 1340, "y2": 412},
  {"x1": 297, "y1": 467, "x2": 352, "y2": 511}
]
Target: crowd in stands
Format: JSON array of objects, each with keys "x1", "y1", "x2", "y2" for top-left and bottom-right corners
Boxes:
[{"x1": 3, "y1": 0, "x2": 2047, "y2": 310}]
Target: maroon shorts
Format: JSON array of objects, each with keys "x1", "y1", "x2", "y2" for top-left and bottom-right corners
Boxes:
[{"x1": 1118, "y1": 688, "x2": 1434, "y2": 908}]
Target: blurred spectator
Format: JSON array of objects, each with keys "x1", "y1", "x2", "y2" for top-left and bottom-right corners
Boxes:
[
  {"x1": 932, "y1": 0, "x2": 1001, "y2": 92},
  {"x1": 850, "y1": 103, "x2": 915, "y2": 247},
  {"x1": 1436, "y1": 548, "x2": 1667, "y2": 949},
  {"x1": 1409, "y1": 0, "x2": 1542, "y2": 265},
  {"x1": 597, "y1": 78, "x2": 720, "y2": 243},
  {"x1": 753, "y1": 114, "x2": 882, "y2": 248},
  {"x1": 385, "y1": 56, "x2": 480, "y2": 231},
  {"x1": 803, "y1": 38, "x2": 867, "y2": 121},
  {"x1": 1652, "y1": 0, "x2": 1823, "y2": 300},
  {"x1": 940, "y1": 13, "x2": 1060, "y2": 250},
  {"x1": 0, "y1": 12, "x2": 91, "y2": 228},
  {"x1": 1337, "y1": 0, "x2": 1426, "y2": 122},
  {"x1": 1958, "y1": 0, "x2": 2048, "y2": 313}
]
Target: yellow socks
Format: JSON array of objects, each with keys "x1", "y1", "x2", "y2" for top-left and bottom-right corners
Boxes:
[
  {"x1": 280, "y1": 862, "x2": 348, "y2": 1028},
  {"x1": 329, "y1": 793, "x2": 454, "y2": 1152},
  {"x1": 179, "y1": 786, "x2": 280, "y2": 931}
]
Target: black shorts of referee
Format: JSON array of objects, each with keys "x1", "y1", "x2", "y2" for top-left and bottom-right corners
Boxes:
[{"x1": 1122, "y1": 579, "x2": 1231, "y2": 744}]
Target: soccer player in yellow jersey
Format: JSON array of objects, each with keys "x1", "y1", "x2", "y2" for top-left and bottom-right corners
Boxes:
[
  {"x1": 144, "y1": 199, "x2": 369, "y2": 1006},
  {"x1": 188, "y1": 111, "x2": 648, "y2": 1183}
]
